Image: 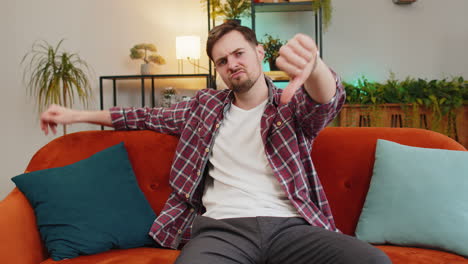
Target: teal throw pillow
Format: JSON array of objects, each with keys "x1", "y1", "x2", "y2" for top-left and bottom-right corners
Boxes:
[
  {"x1": 355, "y1": 139, "x2": 468, "y2": 257},
  {"x1": 12, "y1": 143, "x2": 157, "y2": 261}
]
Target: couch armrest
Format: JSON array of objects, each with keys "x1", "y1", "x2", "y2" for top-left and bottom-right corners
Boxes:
[{"x1": 0, "y1": 188, "x2": 46, "y2": 263}]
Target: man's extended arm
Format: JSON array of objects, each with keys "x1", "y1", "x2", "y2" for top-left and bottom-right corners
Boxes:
[
  {"x1": 40, "y1": 105, "x2": 112, "y2": 135},
  {"x1": 40, "y1": 97, "x2": 195, "y2": 136}
]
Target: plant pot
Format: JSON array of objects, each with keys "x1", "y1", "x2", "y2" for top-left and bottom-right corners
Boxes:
[
  {"x1": 223, "y1": 19, "x2": 241, "y2": 25},
  {"x1": 268, "y1": 59, "x2": 279, "y2": 71},
  {"x1": 140, "y1": 63, "x2": 154, "y2": 75}
]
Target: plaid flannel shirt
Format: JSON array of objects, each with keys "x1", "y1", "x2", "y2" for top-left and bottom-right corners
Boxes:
[{"x1": 110, "y1": 74, "x2": 345, "y2": 249}]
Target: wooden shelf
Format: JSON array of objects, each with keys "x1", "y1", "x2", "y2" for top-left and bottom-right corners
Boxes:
[
  {"x1": 253, "y1": 1, "x2": 314, "y2": 13},
  {"x1": 265, "y1": 71, "x2": 290, "y2": 81}
]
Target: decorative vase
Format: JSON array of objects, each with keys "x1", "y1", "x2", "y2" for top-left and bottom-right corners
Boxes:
[{"x1": 140, "y1": 63, "x2": 153, "y2": 75}]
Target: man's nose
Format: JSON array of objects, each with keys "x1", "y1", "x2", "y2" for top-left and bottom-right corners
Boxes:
[{"x1": 227, "y1": 57, "x2": 239, "y2": 71}]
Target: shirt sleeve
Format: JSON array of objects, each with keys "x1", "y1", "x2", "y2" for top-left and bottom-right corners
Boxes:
[
  {"x1": 109, "y1": 99, "x2": 196, "y2": 136},
  {"x1": 289, "y1": 69, "x2": 346, "y2": 139}
]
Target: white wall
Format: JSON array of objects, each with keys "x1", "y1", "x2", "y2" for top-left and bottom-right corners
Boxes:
[
  {"x1": 325, "y1": 0, "x2": 468, "y2": 82},
  {"x1": 0, "y1": 0, "x2": 209, "y2": 199},
  {"x1": 1, "y1": 0, "x2": 467, "y2": 199}
]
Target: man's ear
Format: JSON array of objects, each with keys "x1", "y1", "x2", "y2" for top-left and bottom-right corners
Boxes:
[{"x1": 256, "y1": 45, "x2": 265, "y2": 61}]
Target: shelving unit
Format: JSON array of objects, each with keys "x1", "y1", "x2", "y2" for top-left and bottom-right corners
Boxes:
[
  {"x1": 252, "y1": 1, "x2": 314, "y2": 13},
  {"x1": 206, "y1": 0, "x2": 217, "y2": 88},
  {"x1": 99, "y1": 74, "x2": 211, "y2": 109},
  {"x1": 98, "y1": 74, "x2": 211, "y2": 130},
  {"x1": 251, "y1": 1, "x2": 323, "y2": 57}
]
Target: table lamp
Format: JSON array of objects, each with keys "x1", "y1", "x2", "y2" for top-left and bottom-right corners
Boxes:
[{"x1": 176, "y1": 36, "x2": 201, "y2": 74}]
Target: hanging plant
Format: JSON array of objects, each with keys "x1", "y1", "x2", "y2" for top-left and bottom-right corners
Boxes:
[{"x1": 312, "y1": 0, "x2": 333, "y2": 32}]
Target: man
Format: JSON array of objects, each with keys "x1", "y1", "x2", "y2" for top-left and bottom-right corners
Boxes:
[{"x1": 40, "y1": 22, "x2": 391, "y2": 264}]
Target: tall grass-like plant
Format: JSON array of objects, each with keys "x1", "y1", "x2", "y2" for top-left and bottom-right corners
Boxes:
[{"x1": 22, "y1": 39, "x2": 93, "y2": 135}]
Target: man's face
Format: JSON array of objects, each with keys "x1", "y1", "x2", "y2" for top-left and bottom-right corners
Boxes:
[{"x1": 211, "y1": 31, "x2": 264, "y2": 94}]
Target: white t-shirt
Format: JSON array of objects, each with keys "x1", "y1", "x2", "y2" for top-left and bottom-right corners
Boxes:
[{"x1": 202, "y1": 100, "x2": 300, "y2": 219}]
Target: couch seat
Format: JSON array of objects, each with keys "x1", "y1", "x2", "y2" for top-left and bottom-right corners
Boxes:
[
  {"x1": 40, "y1": 248, "x2": 180, "y2": 264},
  {"x1": 38, "y1": 245, "x2": 467, "y2": 263},
  {"x1": 376, "y1": 245, "x2": 467, "y2": 263}
]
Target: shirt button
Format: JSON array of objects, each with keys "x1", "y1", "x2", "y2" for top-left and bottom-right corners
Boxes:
[
  {"x1": 215, "y1": 123, "x2": 220, "y2": 128},
  {"x1": 178, "y1": 229, "x2": 182, "y2": 234},
  {"x1": 197, "y1": 170, "x2": 201, "y2": 176},
  {"x1": 205, "y1": 148, "x2": 210, "y2": 153},
  {"x1": 198, "y1": 127, "x2": 201, "y2": 132},
  {"x1": 190, "y1": 208, "x2": 195, "y2": 212},
  {"x1": 277, "y1": 121, "x2": 282, "y2": 126},
  {"x1": 185, "y1": 194, "x2": 190, "y2": 199}
]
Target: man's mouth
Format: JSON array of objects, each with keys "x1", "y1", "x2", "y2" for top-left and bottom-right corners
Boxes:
[{"x1": 230, "y1": 70, "x2": 244, "y2": 79}]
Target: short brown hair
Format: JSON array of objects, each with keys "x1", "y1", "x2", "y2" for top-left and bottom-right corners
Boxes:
[{"x1": 206, "y1": 21, "x2": 259, "y2": 61}]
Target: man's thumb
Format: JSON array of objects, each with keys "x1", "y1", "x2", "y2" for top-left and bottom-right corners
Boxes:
[{"x1": 280, "y1": 73, "x2": 308, "y2": 105}]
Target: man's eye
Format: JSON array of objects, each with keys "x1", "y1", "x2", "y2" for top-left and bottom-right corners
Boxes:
[
  {"x1": 217, "y1": 60, "x2": 227, "y2": 67},
  {"x1": 236, "y1": 52, "x2": 243, "y2": 57}
]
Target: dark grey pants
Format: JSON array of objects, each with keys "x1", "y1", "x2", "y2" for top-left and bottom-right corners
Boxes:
[{"x1": 175, "y1": 216, "x2": 391, "y2": 264}]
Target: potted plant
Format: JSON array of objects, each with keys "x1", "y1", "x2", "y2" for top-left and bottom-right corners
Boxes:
[
  {"x1": 202, "y1": 0, "x2": 251, "y2": 24},
  {"x1": 161, "y1": 87, "x2": 177, "y2": 108},
  {"x1": 261, "y1": 34, "x2": 285, "y2": 71},
  {"x1": 21, "y1": 39, "x2": 92, "y2": 135},
  {"x1": 129, "y1": 43, "x2": 166, "y2": 75},
  {"x1": 340, "y1": 74, "x2": 467, "y2": 147}
]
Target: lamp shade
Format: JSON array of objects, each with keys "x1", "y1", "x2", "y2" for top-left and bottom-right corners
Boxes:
[{"x1": 176, "y1": 36, "x2": 200, "y2": 60}]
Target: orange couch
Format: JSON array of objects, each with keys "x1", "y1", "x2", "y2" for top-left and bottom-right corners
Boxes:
[{"x1": 1, "y1": 127, "x2": 467, "y2": 264}]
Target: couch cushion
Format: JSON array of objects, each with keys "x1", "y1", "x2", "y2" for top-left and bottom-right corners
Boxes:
[
  {"x1": 311, "y1": 127, "x2": 465, "y2": 236},
  {"x1": 25, "y1": 130, "x2": 179, "y2": 217},
  {"x1": 376, "y1": 246, "x2": 468, "y2": 264},
  {"x1": 356, "y1": 139, "x2": 468, "y2": 257},
  {"x1": 40, "y1": 248, "x2": 180, "y2": 264},
  {"x1": 12, "y1": 143, "x2": 157, "y2": 261}
]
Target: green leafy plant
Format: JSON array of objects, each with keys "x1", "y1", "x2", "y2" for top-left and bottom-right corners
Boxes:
[
  {"x1": 342, "y1": 74, "x2": 467, "y2": 140},
  {"x1": 129, "y1": 43, "x2": 166, "y2": 65},
  {"x1": 261, "y1": 34, "x2": 285, "y2": 71},
  {"x1": 312, "y1": 0, "x2": 333, "y2": 32},
  {"x1": 21, "y1": 39, "x2": 93, "y2": 134},
  {"x1": 202, "y1": 0, "x2": 223, "y2": 20},
  {"x1": 202, "y1": 0, "x2": 251, "y2": 21},
  {"x1": 220, "y1": 0, "x2": 251, "y2": 20},
  {"x1": 162, "y1": 87, "x2": 176, "y2": 97}
]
